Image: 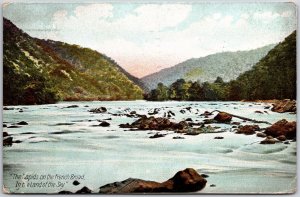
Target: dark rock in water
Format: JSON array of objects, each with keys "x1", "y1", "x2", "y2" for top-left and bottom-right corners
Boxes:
[
  {"x1": 103, "y1": 118, "x2": 112, "y2": 121},
  {"x1": 120, "y1": 116, "x2": 189, "y2": 133},
  {"x1": 201, "y1": 174, "x2": 209, "y2": 178},
  {"x1": 185, "y1": 118, "x2": 193, "y2": 122},
  {"x1": 284, "y1": 141, "x2": 290, "y2": 145},
  {"x1": 236, "y1": 125, "x2": 260, "y2": 135},
  {"x1": 58, "y1": 191, "x2": 73, "y2": 194},
  {"x1": 3, "y1": 132, "x2": 9, "y2": 137},
  {"x1": 130, "y1": 111, "x2": 136, "y2": 115},
  {"x1": 73, "y1": 180, "x2": 80, "y2": 186},
  {"x1": 99, "y1": 168, "x2": 207, "y2": 194},
  {"x1": 84, "y1": 105, "x2": 89, "y2": 107},
  {"x1": 17, "y1": 121, "x2": 28, "y2": 125},
  {"x1": 260, "y1": 136, "x2": 278, "y2": 144},
  {"x1": 254, "y1": 111, "x2": 263, "y2": 114},
  {"x1": 89, "y1": 107, "x2": 107, "y2": 113},
  {"x1": 126, "y1": 114, "x2": 135, "y2": 118},
  {"x1": 200, "y1": 111, "x2": 213, "y2": 116},
  {"x1": 173, "y1": 121, "x2": 189, "y2": 132},
  {"x1": 149, "y1": 133, "x2": 166, "y2": 139},
  {"x1": 99, "y1": 121, "x2": 110, "y2": 127},
  {"x1": 54, "y1": 123, "x2": 75, "y2": 126},
  {"x1": 179, "y1": 110, "x2": 186, "y2": 114},
  {"x1": 21, "y1": 132, "x2": 36, "y2": 135},
  {"x1": 50, "y1": 130, "x2": 82, "y2": 135},
  {"x1": 210, "y1": 184, "x2": 216, "y2": 187},
  {"x1": 76, "y1": 186, "x2": 92, "y2": 194},
  {"x1": 277, "y1": 135, "x2": 287, "y2": 141},
  {"x1": 203, "y1": 119, "x2": 218, "y2": 124},
  {"x1": 65, "y1": 105, "x2": 79, "y2": 108},
  {"x1": 213, "y1": 112, "x2": 232, "y2": 123},
  {"x1": 214, "y1": 136, "x2": 224, "y2": 139},
  {"x1": 7, "y1": 125, "x2": 21, "y2": 128},
  {"x1": 186, "y1": 107, "x2": 192, "y2": 112},
  {"x1": 148, "y1": 108, "x2": 159, "y2": 115},
  {"x1": 3, "y1": 137, "x2": 13, "y2": 146},
  {"x1": 3, "y1": 124, "x2": 7, "y2": 128},
  {"x1": 173, "y1": 136, "x2": 185, "y2": 139},
  {"x1": 185, "y1": 131, "x2": 200, "y2": 136},
  {"x1": 13, "y1": 140, "x2": 22, "y2": 143},
  {"x1": 167, "y1": 111, "x2": 175, "y2": 118},
  {"x1": 3, "y1": 107, "x2": 14, "y2": 110},
  {"x1": 119, "y1": 123, "x2": 131, "y2": 128},
  {"x1": 264, "y1": 106, "x2": 271, "y2": 109},
  {"x1": 271, "y1": 99, "x2": 296, "y2": 113},
  {"x1": 19, "y1": 109, "x2": 23, "y2": 113},
  {"x1": 231, "y1": 122, "x2": 241, "y2": 125},
  {"x1": 256, "y1": 132, "x2": 267, "y2": 138},
  {"x1": 265, "y1": 119, "x2": 296, "y2": 139}
]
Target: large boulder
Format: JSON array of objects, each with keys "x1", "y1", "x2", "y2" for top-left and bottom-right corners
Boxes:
[
  {"x1": 99, "y1": 168, "x2": 207, "y2": 194},
  {"x1": 76, "y1": 186, "x2": 92, "y2": 194},
  {"x1": 264, "y1": 119, "x2": 296, "y2": 139},
  {"x1": 236, "y1": 125, "x2": 260, "y2": 135},
  {"x1": 213, "y1": 112, "x2": 232, "y2": 123},
  {"x1": 271, "y1": 99, "x2": 296, "y2": 113}
]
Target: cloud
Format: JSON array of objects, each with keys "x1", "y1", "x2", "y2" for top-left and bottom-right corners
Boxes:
[
  {"x1": 131, "y1": 4, "x2": 192, "y2": 31},
  {"x1": 74, "y1": 4, "x2": 113, "y2": 18},
  {"x1": 42, "y1": 4, "x2": 296, "y2": 77}
]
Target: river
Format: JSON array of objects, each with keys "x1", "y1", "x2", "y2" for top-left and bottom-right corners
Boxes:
[{"x1": 2, "y1": 101, "x2": 296, "y2": 194}]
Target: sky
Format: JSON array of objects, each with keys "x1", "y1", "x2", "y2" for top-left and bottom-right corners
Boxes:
[{"x1": 3, "y1": 2, "x2": 297, "y2": 78}]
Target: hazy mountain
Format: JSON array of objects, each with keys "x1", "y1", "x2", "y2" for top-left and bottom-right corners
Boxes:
[
  {"x1": 141, "y1": 44, "x2": 276, "y2": 90},
  {"x1": 3, "y1": 18, "x2": 144, "y2": 105}
]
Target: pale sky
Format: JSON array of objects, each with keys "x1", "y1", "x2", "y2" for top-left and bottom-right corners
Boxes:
[{"x1": 3, "y1": 2, "x2": 297, "y2": 78}]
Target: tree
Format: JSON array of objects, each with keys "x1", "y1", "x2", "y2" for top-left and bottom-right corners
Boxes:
[{"x1": 188, "y1": 81, "x2": 203, "y2": 101}]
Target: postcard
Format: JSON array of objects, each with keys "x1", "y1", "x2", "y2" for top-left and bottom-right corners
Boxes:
[{"x1": 2, "y1": 1, "x2": 297, "y2": 194}]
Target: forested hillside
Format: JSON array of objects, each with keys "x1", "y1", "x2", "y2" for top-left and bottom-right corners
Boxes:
[
  {"x1": 3, "y1": 18, "x2": 144, "y2": 105},
  {"x1": 146, "y1": 31, "x2": 296, "y2": 101}
]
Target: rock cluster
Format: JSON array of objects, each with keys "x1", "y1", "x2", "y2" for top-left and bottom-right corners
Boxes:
[
  {"x1": 264, "y1": 119, "x2": 296, "y2": 139},
  {"x1": 236, "y1": 125, "x2": 260, "y2": 135},
  {"x1": 271, "y1": 99, "x2": 296, "y2": 113},
  {"x1": 120, "y1": 116, "x2": 189, "y2": 132},
  {"x1": 89, "y1": 107, "x2": 107, "y2": 113}
]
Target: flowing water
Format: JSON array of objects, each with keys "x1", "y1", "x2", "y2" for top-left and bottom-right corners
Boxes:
[{"x1": 2, "y1": 101, "x2": 296, "y2": 194}]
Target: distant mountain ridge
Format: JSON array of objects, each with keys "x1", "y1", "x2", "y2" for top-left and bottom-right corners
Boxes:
[
  {"x1": 141, "y1": 44, "x2": 276, "y2": 90},
  {"x1": 3, "y1": 18, "x2": 144, "y2": 105}
]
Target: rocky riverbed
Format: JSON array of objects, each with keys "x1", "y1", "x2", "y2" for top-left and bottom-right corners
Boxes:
[{"x1": 2, "y1": 101, "x2": 297, "y2": 193}]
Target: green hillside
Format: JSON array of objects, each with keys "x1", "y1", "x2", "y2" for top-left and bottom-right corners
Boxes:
[
  {"x1": 228, "y1": 30, "x2": 296, "y2": 100},
  {"x1": 3, "y1": 18, "x2": 144, "y2": 105},
  {"x1": 141, "y1": 44, "x2": 275, "y2": 90}
]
